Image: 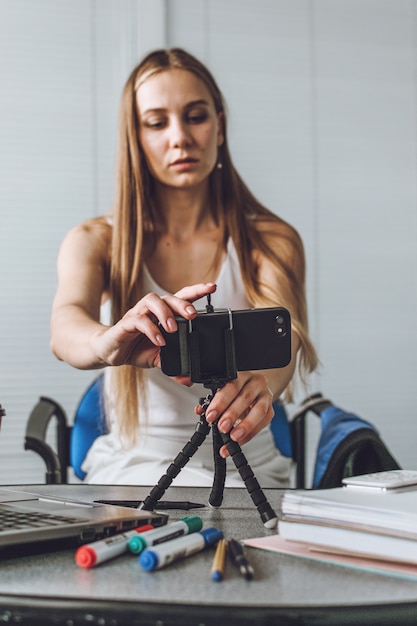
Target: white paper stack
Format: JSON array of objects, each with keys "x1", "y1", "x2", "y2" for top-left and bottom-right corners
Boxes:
[{"x1": 279, "y1": 472, "x2": 417, "y2": 564}]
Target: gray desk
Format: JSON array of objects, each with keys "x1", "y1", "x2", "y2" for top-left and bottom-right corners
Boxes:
[{"x1": 1, "y1": 484, "x2": 417, "y2": 625}]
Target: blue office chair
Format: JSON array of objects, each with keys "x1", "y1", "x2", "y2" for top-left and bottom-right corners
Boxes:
[
  {"x1": 24, "y1": 376, "x2": 401, "y2": 486},
  {"x1": 25, "y1": 376, "x2": 107, "y2": 483}
]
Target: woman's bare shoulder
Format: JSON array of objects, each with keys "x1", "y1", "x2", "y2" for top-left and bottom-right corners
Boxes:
[{"x1": 61, "y1": 215, "x2": 112, "y2": 256}]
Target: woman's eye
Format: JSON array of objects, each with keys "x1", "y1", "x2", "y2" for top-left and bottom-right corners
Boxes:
[
  {"x1": 187, "y1": 111, "x2": 208, "y2": 124},
  {"x1": 144, "y1": 118, "x2": 166, "y2": 129}
]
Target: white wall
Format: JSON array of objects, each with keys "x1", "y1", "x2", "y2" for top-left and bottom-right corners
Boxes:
[{"x1": 1, "y1": 0, "x2": 416, "y2": 484}]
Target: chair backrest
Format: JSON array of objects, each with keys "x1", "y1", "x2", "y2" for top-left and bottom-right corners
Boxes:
[
  {"x1": 69, "y1": 375, "x2": 108, "y2": 480},
  {"x1": 270, "y1": 401, "x2": 292, "y2": 458}
]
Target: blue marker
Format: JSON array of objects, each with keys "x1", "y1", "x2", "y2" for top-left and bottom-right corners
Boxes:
[
  {"x1": 128, "y1": 516, "x2": 203, "y2": 555},
  {"x1": 139, "y1": 527, "x2": 223, "y2": 571}
]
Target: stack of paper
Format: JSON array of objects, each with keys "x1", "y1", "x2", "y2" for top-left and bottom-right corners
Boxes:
[
  {"x1": 243, "y1": 534, "x2": 417, "y2": 580},
  {"x1": 278, "y1": 484, "x2": 417, "y2": 565}
]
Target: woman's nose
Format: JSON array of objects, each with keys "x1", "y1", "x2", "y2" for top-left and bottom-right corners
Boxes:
[{"x1": 169, "y1": 117, "x2": 191, "y2": 147}]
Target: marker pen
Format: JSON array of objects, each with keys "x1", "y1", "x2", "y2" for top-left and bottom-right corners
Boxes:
[
  {"x1": 139, "y1": 527, "x2": 223, "y2": 571},
  {"x1": 128, "y1": 516, "x2": 203, "y2": 555},
  {"x1": 75, "y1": 525, "x2": 154, "y2": 568}
]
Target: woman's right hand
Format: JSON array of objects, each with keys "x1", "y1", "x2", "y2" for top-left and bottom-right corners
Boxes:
[{"x1": 90, "y1": 283, "x2": 217, "y2": 370}]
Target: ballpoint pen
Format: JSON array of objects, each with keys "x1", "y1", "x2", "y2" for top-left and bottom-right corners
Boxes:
[
  {"x1": 210, "y1": 538, "x2": 227, "y2": 581},
  {"x1": 95, "y1": 499, "x2": 205, "y2": 510},
  {"x1": 228, "y1": 538, "x2": 254, "y2": 580}
]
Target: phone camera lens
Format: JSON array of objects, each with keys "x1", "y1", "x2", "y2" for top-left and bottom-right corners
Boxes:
[{"x1": 275, "y1": 314, "x2": 286, "y2": 336}]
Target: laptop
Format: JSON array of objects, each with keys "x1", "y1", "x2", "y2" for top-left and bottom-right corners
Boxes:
[
  {"x1": 0, "y1": 403, "x2": 166, "y2": 552},
  {"x1": 0, "y1": 404, "x2": 168, "y2": 556},
  {"x1": 0, "y1": 486, "x2": 167, "y2": 551}
]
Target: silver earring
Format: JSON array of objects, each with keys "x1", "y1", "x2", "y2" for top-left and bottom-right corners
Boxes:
[{"x1": 217, "y1": 161, "x2": 223, "y2": 170}]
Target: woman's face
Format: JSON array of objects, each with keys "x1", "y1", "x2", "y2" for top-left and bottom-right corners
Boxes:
[{"x1": 136, "y1": 69, "x2": 224, "y2": 190}]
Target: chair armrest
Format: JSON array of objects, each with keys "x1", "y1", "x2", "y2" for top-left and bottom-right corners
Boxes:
[
  {"x1": 290, "y1": 411, "x2": 307, "y2": 489},
  {"x1": 290, "y1": 393, "x2": 333, "y2": 489},
  {"x1": 24, "y1": 396, "x2": 71, "y2": 484}
]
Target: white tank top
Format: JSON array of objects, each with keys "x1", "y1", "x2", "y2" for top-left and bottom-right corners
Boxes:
[
  {"x1": 142, "y1": 237, "x2": 250, "y2": 309},
  {"x1": 140, "y1": 238, "x2": 251, "y2": 435}
]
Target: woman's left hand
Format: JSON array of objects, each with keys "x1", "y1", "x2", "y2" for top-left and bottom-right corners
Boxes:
[{"x1": 195, "y1": 371, "x2": 275, "y2": 457}]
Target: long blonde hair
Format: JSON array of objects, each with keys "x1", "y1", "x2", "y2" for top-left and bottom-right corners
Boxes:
[{"x1": 107, "y1": 48, "x2": 318, "y2": 443}]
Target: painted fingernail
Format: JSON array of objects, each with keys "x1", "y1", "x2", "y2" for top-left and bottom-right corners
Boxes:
[
  {"x1": 219, "y1": 418, "x2": 231, "y2": 433},
  {"x1": 206, "y1": 410, "x2": 218, "y2": 423},
  {"x1": 155, "y1": 334, "x2": 165, "y2": 346},
  {"x1": 166, "y1": 317, "x2": 176, "y2": 331},
  {"x1": 185, "y1": 306, "x2": 195, "y2": 315}
]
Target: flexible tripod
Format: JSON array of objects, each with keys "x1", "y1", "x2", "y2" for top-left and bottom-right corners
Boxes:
[{"x1": 140, "y1": 298, "x2": 278, "y2": 528}]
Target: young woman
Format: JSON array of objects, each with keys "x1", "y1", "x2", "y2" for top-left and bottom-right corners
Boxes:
[{"x1": 50, "y1": 48, "x2": 318, "y2": 486}]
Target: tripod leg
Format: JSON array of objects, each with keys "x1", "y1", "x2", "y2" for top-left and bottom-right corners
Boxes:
[
  {"x1": 140, "y1": 402, "x2": 212, "y2": 511},
  {"x1": 219, "y1": 430, "x2": 278, "y2": 528},
  {"x1": 209, "y1": 422, "x2": 227, "y2": 507}
]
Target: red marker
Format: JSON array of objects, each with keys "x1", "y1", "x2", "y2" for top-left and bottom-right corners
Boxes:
[{"x1": 75, "y1": 525, "x2": 154, "y2": 568}]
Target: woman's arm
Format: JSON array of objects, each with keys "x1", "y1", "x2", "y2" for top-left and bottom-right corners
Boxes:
[
  {"x1": 50, "y1": 222, "x2": 217, "y2": 370},
  {"x1": 50, "y1": 222, "x2": 110, "y2": 368}
]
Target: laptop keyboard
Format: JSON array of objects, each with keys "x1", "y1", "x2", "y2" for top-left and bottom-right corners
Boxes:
[{"x1": 0, "y1": 506, "x2": 79, "y2": 531}]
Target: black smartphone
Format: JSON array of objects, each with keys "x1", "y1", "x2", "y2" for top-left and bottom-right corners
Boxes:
[{"x1": 159, "y1": 307, "x2": 291, "y2": 383}]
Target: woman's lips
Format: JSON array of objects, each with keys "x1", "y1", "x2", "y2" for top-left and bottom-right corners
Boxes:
[
  {"x1": 171, "y1": 157, "x2": 198, "y2": 165},
  {"x1": 170, "y1": 158, "x2": 198, "y2": 170}
]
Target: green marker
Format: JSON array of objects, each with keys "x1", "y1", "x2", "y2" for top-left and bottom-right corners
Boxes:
[{"x1": 128, "y1": 516, "x2": 203, "y2": 555}]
